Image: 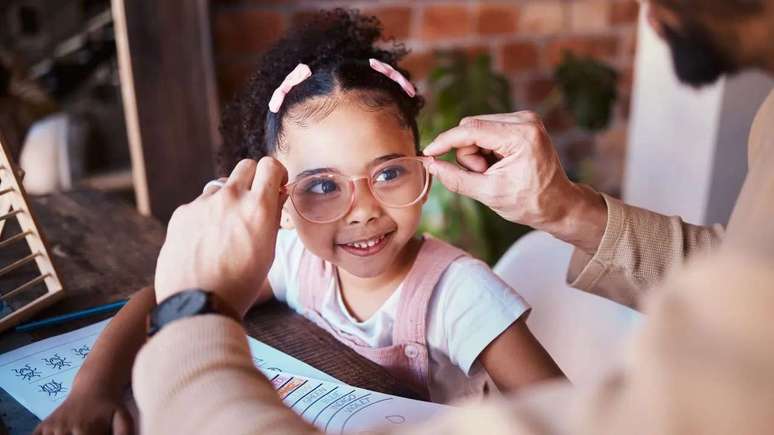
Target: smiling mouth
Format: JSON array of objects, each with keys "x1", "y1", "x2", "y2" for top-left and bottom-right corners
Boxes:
[{"x1": 338, "y1": 231, "x2": 394, "y2": 257}]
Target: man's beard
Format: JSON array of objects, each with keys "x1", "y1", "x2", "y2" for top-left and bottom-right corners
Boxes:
[{"x1": 662, "y1": 21, "x2": 740, "y2": 87}]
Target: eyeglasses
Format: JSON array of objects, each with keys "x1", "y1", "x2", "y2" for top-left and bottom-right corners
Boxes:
[{"x1": 284, "y1": 156, "x2": 431, "y2": 224}]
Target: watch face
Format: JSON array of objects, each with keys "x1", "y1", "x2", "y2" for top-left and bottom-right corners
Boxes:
[{"x1": 158, "y1": 290, "x2": 208, "y2": 320}]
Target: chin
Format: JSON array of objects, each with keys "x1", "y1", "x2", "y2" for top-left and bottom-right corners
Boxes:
[{"x1": 663, "y1": 22, "x2": 739, "y2": 88}]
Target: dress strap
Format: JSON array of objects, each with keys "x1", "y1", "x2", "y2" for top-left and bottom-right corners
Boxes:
[{"x1": 391, "y1": 235, "x2": 468, "y2": 346}]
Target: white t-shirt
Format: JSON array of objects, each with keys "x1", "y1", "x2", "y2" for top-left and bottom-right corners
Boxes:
[{"x1": 267, "y1": 230, "x2": 529, "y2": 404}]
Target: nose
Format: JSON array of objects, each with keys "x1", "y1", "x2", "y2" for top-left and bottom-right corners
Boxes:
[{"x1": 344, "y1": 180, "x2": 382, "y2": 225}]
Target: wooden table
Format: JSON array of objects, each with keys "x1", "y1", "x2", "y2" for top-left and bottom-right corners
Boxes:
[{"x1": 0, "y1": 190, "x2": 411, "y2": 434}]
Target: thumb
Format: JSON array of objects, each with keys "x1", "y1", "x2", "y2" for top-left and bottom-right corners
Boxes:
[{"x1": 427, "y1": 159, "x2": 488, "y2": 200}]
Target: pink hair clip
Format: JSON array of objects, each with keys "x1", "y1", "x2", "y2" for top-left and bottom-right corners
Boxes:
[
  {"x1": 268, "y1": 63, "x2": 313, "y2": 113},
  {"x1": 268, "y1": 60, "x2": 415, "y2": 114},
  {"x1": 369, "y1": 58, "x2": 416, "y2": 97}
]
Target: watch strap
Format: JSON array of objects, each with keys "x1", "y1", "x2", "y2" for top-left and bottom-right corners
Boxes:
[{"x1": 148, "y1": 289, "x2": 241, "y2": 337}]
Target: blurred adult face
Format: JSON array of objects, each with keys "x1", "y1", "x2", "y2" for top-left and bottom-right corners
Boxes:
[
  {"x1": 644, "y1": 0, "x2": 764, "y2": 87},
  {"x1": 660, "y1": 19, "x2": 738, "y2": 87}
]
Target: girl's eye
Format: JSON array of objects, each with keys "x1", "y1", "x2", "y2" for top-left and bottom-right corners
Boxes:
[
  {"x1": 374, "y1": 166, "x2": 403, "y2": 183},
  {"x1": 303, "y1": 178, "x2": 340, "y2": 194}
]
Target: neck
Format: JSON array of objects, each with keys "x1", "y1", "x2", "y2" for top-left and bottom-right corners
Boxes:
[{"x1": 337, "y1": 236, "x2": 422, "y2": 294}]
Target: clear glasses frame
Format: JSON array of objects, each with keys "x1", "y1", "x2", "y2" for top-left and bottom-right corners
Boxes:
[{"x1": 283, "y1": 156, "x2": 432, "y2": 224}]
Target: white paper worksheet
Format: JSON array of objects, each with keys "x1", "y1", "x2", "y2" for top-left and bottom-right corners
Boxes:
[
  {"x1": 270, "y1": 372, "x2": 447, "y2": 434},
  {"x1": 0, "y1": 319, "x2": 449, "y2": 433}
]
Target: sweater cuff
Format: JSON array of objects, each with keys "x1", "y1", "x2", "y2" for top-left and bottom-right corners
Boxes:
[{"x1": 567, "y1": 193, "x2": 626, "y2": 292}]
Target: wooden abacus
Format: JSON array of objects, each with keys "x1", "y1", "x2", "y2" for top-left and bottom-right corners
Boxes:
[{"x1": 0, "y1": 136, "x2": 64, "y2": 333}]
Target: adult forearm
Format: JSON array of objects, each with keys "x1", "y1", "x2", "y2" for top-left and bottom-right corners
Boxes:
[
  {"x1": 72, "y1": 286, "x2": 156, "y2": 398},
  {"x1": 537, "y1": 183, "x2": 608, "y2": 255}
]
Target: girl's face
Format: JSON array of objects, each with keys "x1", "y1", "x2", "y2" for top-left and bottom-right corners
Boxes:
[{"x1": 276, "y1": 94, "x2": 425, "y2": 278}]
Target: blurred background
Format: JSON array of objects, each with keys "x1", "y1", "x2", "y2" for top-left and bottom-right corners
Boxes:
[
  {"x1": 0, "y1": 0, "x2": 129, "y2": 198},
  {"x1": 0, "y1": 0, "x2": 770, "y2": 264}
]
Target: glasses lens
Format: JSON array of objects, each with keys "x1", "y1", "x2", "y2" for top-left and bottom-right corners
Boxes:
[
  {"x1": 291, "y1": 174, "x2": 352, "y2": 223},
  {"x1": 371, "y1": 159, "x2": 427, "y2": 207}
]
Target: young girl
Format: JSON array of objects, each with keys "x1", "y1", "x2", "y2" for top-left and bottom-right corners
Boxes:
[{"x1": 36, "y1": 9, "x2": 562, "y2": 434}]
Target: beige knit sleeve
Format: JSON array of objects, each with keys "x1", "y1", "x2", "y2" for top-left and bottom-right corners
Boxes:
[{"x1": 566, "y1": 194, "x2": 724, "y2": 308}]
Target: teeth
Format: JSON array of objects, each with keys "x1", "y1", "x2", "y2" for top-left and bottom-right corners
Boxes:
[{"x1": 347, "y1": 234, "x2": 385, "y2": 249}]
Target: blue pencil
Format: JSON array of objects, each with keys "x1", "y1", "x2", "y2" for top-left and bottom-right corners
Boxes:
[{"x1": 14, "y1": 300, "x2": 128, "y2": 333}]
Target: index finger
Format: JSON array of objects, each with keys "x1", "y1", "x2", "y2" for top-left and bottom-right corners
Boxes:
[
  {"x1": 459, "y1": 111, "x2": 539, "y2": 126},
  {"x1": 251, "y1": 157, "x2": 288, "y2": 209},
  {"x1": 423, "y1": 123, "x2": 513, "y2": 157},
  {"x1": 226, "y1": 159, "x2": 258, "y2": 190}
]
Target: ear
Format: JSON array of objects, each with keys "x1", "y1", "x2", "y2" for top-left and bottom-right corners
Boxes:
[{"x1": 280, "y1": 200, "x2": 295, "y2": 230}]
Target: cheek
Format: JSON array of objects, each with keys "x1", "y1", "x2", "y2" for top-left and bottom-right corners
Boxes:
[
  {"x1": 387, "y1": 204, "x2": 423, "y2": 236},
  {"x1": 292, "y1": 218, "x2": 338, "y2": 257}
]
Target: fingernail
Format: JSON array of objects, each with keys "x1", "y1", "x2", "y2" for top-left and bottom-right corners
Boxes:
[{"x1": 423, "y1": 142, "x2": 437, "y2": 155}]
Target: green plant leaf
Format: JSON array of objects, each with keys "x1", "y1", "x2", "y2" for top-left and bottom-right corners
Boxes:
[{"x1": 554, "y1": 51, "x2": 619, "y2": 132}]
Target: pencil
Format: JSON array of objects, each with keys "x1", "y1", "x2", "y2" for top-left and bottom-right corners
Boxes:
[{"x1": 14, "y1": 300, "x2": 128, "y2": 333}]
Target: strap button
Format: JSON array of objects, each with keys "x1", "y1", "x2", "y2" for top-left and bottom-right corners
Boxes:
[{"x1": 404, "y1": 344, "x2": 419, "y2": 358}]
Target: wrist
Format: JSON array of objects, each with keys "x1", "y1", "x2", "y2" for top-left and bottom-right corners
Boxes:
[
  {"x1": 539, "y1": 183, "x2": 607, "y2": 254},
  {"x1": 70, "y1": 372, "x2": 124, "y2": 400},
  {"x1": 208, "y1": 291, "x2": 242, "y2": 321}
]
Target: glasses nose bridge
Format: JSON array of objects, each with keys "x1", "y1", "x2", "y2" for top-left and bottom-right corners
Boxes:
[
  {"x1": 343, "y1": 174, "x2": 383, "y2": 224},
  {"x1": 348, "y1": 174, "x2": 379, "y2": 203},
  {"x1": 343, "y1": 171, "x2": 375, "y2": 193},
  {"x1": 350, "y1": 174, "x2": 371, "y2": 184}
]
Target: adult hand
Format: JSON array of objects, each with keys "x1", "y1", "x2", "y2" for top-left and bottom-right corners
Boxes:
[
  {"x1": 423, "y1": 111, "x2": 607, "y2": 254},
  {"x1": 154, "y1": 157, "x2": 288, "y2": 316}
]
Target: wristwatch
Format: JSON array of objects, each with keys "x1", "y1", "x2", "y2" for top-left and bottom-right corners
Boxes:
[{"x1": 147, "y1": 289, "x2": 240, "y2": 336}]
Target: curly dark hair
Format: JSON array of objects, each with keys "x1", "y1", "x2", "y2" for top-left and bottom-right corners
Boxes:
[{"x1": 218, "y1": 8, "x2": 425, "y2": 175}]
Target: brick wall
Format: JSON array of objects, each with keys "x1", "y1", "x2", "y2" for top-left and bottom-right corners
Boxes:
[{"x1": 210, "y1": 0, "x2": 640, "y2": 195}]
